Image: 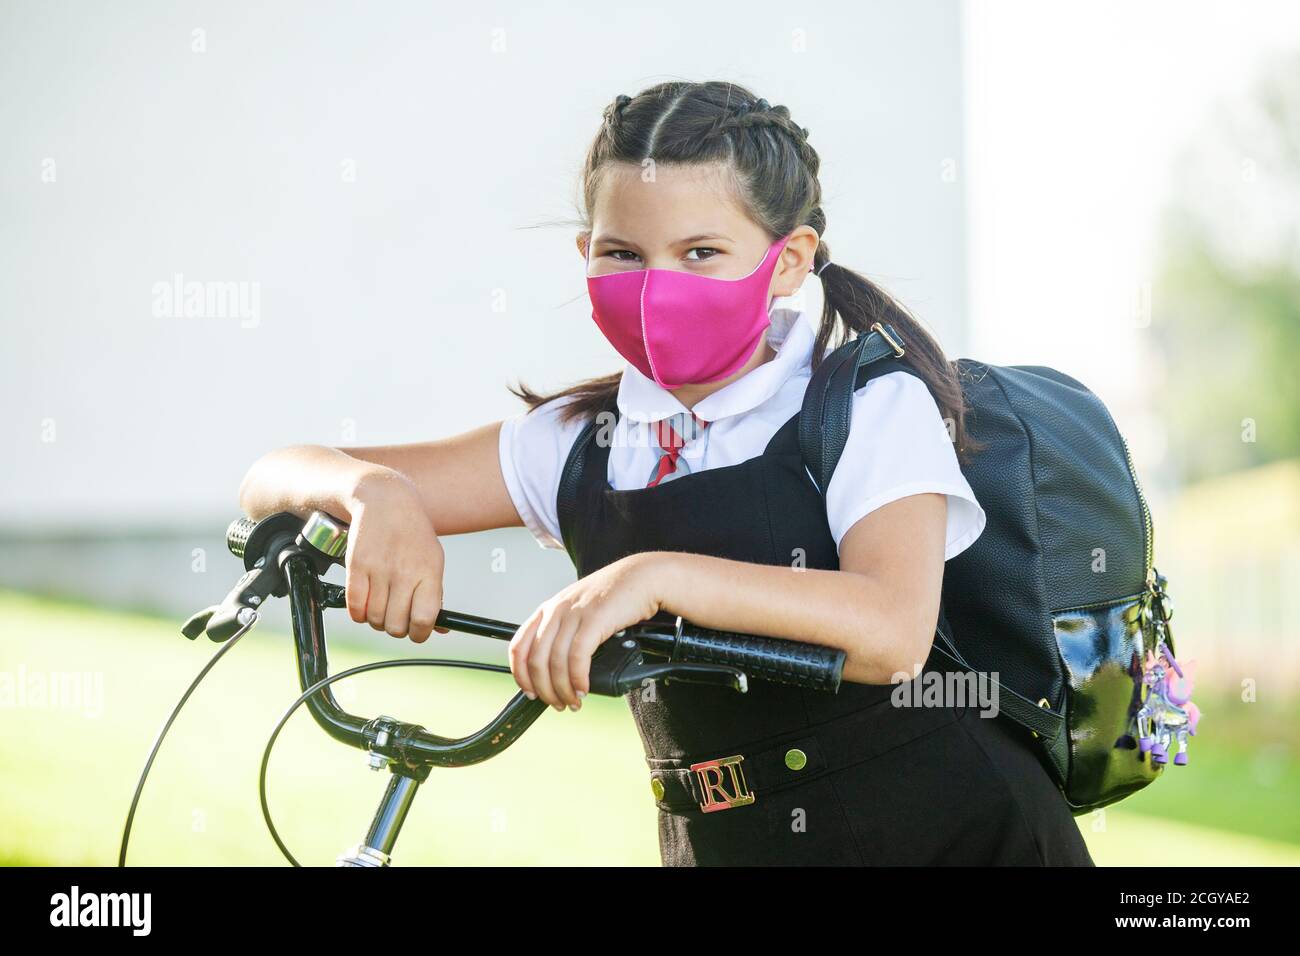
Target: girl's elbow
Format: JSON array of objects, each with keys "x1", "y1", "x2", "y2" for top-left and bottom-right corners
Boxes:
[
  {"x1": 847, "y1": 619, "x2": 935, "y2": 683},
  {"x1": 899, "y1": 625, "x2": 936, "y2": 677}
]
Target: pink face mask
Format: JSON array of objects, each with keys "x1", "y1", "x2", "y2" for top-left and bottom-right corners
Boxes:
[{"x1": 586, "y1": 234, "x2": 792, "y2": 389}]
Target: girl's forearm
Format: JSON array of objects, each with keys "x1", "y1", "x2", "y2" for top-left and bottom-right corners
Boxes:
[
  {"x1": 238, "y1": 423, "x2": 519, "y2": 538},
  {"x1": 645, "y1": 551, "x2": 934, "y2": 685},
  {"x1": 237, "y1": 444, "x2": 406, "y2": 522}
]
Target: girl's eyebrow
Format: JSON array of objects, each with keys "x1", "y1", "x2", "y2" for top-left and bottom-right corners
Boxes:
[
  {"x1": 678, "y1": 233, "x2": 733, "y2": 244},
  {"x1": 592, "y1": 234, "x2": 638, "y2": 248},
  {"x1": 593, "y1": 233, "x2": 733, "y2": 246}
]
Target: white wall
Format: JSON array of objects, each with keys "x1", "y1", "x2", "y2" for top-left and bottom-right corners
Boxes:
[{"x1": 1, "y1": 0, "x2": 967, "y2": 531}]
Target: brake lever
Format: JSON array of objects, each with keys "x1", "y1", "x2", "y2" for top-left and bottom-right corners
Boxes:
[
  {"x1": 588, "y1": 637, "x2": 748, "y2": 696},
  {"x1": 182, "y1": 565, "x2": 277, "y2": 642},
  {"x1": 610, "y1": 660, "x2": 748, "y2": 695},
  {"x1": 183, "y1": 512, "x2": 350, "y2": 643},
  {"x1": 658, "y1": 662, "x2": 748, "y2": 693}
]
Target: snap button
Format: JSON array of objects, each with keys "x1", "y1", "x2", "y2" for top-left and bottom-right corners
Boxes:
[
  {"x1": 650, "y1": 777, "x2": 665, "y2": 801},
  {"x1": 784, "y1": 748, "x2": 807, "y2": 771}
]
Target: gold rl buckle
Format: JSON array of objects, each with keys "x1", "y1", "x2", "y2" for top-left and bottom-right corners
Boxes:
[{"x1": 689, "y1": 754, "x2": 755, "y2": 813}]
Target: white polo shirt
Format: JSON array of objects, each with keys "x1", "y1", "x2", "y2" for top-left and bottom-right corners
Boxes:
[{"x1": 498, "y1": 272, "x2": 986, "y2": 561}]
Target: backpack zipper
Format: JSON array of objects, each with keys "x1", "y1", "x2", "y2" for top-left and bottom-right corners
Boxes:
[
  {"x1": 1116, "y1": 426, "x2": 1154, "y2": 584},
  {"x1": 1113, "y1": 417, "x2": 1170, "y2": 657},
  {"x1": 1052, "y1": 422, "x2": 1157, "y2": 617}
]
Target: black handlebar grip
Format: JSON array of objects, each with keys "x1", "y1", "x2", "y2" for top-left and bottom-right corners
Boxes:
[
  {"x1": 674, "y1": 627, "x2": 845, "y2": 693},
  {"x1": 226, "y1": 517, "x2": 258, "y2": 560}
]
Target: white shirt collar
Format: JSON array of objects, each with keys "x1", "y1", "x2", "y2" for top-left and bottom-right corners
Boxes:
[{"x1": 616, "y1": 272, "x2": 825, "y2": 424}]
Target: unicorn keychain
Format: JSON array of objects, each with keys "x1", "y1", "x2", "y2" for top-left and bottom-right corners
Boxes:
[
  {"x1": 1125, "y1": 570, "x2": 1201, "y2": 766},
  {"x1": 1134, "y1": 640, "x2": 1201, "y2": 765}
]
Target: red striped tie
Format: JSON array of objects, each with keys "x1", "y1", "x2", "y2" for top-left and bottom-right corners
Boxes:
[{"x1": 647, "y1": 411, "x2": 709, "y2": 487}]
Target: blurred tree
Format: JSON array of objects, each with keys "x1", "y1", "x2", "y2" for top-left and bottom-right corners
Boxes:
[{"x1": 1152, "y1": 54, "x2": 1300, "y2": 484}]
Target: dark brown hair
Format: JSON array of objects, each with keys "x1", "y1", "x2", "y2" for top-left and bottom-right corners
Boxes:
[{"x1": 510, "y1": 80, "x2": 981, "y2": 463}]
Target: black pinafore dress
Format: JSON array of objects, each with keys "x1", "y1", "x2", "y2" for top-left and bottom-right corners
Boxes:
[{"x1": 557, "y1": 402, "x2": 1095, "y2": 867}]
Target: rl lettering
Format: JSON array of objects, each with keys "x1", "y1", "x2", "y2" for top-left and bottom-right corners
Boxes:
[{"x1": 690, "y1": 754, "x2": 755, "y2": 813}]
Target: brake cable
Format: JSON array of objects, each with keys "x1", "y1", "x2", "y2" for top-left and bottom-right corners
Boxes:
[
  {"x1": 259, "y1": 657, "x2": 512, "y2": 867},
  {"x1": 118, "y1": 618, "x2": 256, "y2": 867},
  {"x1": 120, "y1": 626, "x2": 514, "y2": 867}
]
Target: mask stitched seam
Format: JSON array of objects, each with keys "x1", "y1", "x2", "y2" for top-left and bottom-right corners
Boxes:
[{"x1": 638, "y1": 268, "x2": 664, "y2": 387}]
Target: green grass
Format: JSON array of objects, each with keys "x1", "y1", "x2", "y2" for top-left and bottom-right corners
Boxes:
[
  {"x1": 0, "y1": 590, "x2": 659, "y2": 866},
  {"x1": 1, "y1": 590, "x2": 1297, "y2": 866},
  {"x1": 1094, "y1": 689, "x2": 1300, "y2": 847}
]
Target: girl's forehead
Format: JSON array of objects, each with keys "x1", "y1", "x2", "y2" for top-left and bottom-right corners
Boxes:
[{"x1": 592, "y1": 162, "x2": 754, "y2": 236}]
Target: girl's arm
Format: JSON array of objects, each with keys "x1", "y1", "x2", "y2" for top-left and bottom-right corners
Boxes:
[
  {"x1": 238, "y1": 422, "x2": 522, "y2": 640},
  {"x1": 508, "y1": 492, "x2": 948, "y2": 709},
  {"x1": 650, "y1": 492, "x2": 945, "y2": 684},
  {"x1": 237, "y1": 421, "x2": 520, "y2": 533}
]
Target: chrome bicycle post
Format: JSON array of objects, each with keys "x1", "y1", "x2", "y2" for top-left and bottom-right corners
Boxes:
[{"x1": 336, "y1": 772, "x2": 422, "y2": 868}]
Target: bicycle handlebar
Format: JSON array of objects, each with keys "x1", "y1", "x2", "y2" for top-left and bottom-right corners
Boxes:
[
  {"x1": 183, "y1": 511, "x2": 845, "y2": 771},
  {"x1": 218, "y1": 511, "x2": 845, "y2": 692}
]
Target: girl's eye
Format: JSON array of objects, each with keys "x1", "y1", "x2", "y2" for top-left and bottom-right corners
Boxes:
[{"x1": 602, "y1": 247, "x2": 721, "y2": 263}]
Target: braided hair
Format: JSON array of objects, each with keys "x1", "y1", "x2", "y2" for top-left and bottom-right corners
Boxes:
[{"x1": 513, "y1": 81, "x2": 980, "y2": 464}]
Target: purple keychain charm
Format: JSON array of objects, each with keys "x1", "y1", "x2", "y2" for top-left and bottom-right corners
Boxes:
[
  {"x1": 1121, "y1": 570, "x2": 1201, "y2": 767},
  {"x1": 1133, "y1": 641, "x2": 1201, "y2": 765}
]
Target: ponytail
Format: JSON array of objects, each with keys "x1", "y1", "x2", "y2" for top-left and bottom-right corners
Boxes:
[{"x1": 812, "y1": 244, "x2": 983, "y2": 465}]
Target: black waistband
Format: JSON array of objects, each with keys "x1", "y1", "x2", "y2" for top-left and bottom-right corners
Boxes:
[{"x1": 649, "y1": 674, "x2": 976, "y2": 813}]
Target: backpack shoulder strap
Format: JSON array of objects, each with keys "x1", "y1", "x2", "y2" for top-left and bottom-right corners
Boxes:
[
  {"x1": 556, "y1": 395, "x2": 620, "y2": 559},
  {"x1": 801, "y1": 336, "x2": 1070, "y2": 759},
  {"x1": 932, "y1": 609, "x2": 1067, "y2": 748},
  {"x1": 798, "y1": 321, "x2": 918, "y2": 496}
]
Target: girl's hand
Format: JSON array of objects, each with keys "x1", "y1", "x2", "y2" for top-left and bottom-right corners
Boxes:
[
  {"x1": 344, "y1": 468, "x2": 451, "y2": 643},
  {"x1": 509, "y1": 552, "x2": 668, "y2": 711}
]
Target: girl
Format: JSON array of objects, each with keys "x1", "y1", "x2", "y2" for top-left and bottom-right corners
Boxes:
[{"x1": 239, "y1": 81, "x2": 1094, "y2": 867}]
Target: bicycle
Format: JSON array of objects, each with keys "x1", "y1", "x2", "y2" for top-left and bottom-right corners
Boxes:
[{"x1": 119, "y1": 510, "x2": 847, "y2": 867}]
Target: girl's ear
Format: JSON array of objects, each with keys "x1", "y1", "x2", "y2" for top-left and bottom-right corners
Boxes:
[
  {"x1": 774, "y1": 225, "x2": 819, "y2": 296},
  {"x1": 576, "y1": 232, "x2": 591, "y2": 261}
]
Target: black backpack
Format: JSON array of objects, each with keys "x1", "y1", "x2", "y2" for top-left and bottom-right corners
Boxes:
[{"x1": 800, "y1": 322, "x2": 1177, "y2": 814}]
